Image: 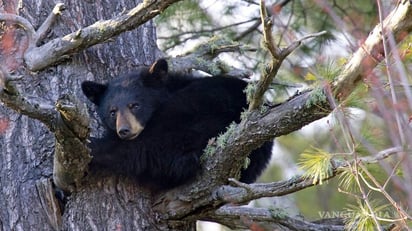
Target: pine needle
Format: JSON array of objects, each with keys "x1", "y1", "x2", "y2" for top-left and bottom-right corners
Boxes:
[
  {"x1": 338, "y1": 165, "x2": 358, "y2": 192},
  {"x1": 344, "y1": 200, "x2": 390, "y2": 231},
  {"x1": 298, "y1": 146, "x2": 333, "y2": 185}
]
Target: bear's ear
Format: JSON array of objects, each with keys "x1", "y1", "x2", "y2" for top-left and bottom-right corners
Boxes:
[
  {"x1": 81, "y1": 81, "x2": 107, "y2": 106},
  {"x1": 149, "y1": 59, "x2": 168, "y2": 78}
]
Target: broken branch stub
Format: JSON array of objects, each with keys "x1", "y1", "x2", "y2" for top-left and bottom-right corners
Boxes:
[{"x1": 53, "y1": 94, "x2": 91, "y2": 192}]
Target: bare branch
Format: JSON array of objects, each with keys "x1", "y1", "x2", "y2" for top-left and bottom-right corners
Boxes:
[
  {"x1": 24, "y1": 0, "x2": 183, "y2": 71},
  {"x1": 248, "y1": 0, "x2": 326, "y2": 110},
  {"x1": 234, "y1": 19, "x2": 261, "y2": 41},
  {"x1": 158, "y1": 18, "x2": 259, "y2": 41},
  {"x1": 215, "y1": 175, "x2": 330, "y2": 205},
  {"x1": 0, "y1": 67, "x2": 91, "y2": 192},
  {"x1": 203, "y1": 206, "x2": 345, "y2": 231},
  {"x1": 361, "y1": 146, "x2": 405, "y2": 163},
  {"x1": 246, "y1": 0, "x2": 285, "y2": 110},
  {"x1": 168, "y1": 37, "x2": 254, "y2": 78},
  {"x1": 0, "y1": 67, "x2": 56, "y2": 130},
  {"x1": 34, "y1": 3, "x2": 66, "y2": 46},
  {"x1": 331, "y1": 0, "x2": 412, "y2": 100},
  {"x1": 260, "y1": 0, "x2": 280, "y2": 59},
  {"x1": 280, "y1": 31, "x2": 327, "y2": 57}
]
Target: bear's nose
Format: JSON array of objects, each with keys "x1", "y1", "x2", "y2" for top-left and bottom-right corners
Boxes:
[{"x1": 118, "y1": 128, "x2": 131, "y2": 139}]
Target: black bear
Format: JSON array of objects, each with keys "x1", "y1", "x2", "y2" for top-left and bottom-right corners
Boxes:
[{"x1": 81, "y1": 59, "x2": 273, "y2": 189}]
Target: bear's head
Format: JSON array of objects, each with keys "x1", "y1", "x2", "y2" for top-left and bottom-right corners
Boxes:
[{"x1": 82, "y1": 59, "x2": 169, "y2": 140}]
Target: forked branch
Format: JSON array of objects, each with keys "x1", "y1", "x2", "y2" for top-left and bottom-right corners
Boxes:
[
  {"x1": 0, "y1": 69, "x2": 90, "y2": 192},
  {"x1": 248, "y1": 0, "x2": 326, "y2": 110},
  {"x1": 0, "y1": 3, "x2": 65, "y2": 49},
  {"x1": 23, "y1": 0, "x2": 182, "y2": 71}
]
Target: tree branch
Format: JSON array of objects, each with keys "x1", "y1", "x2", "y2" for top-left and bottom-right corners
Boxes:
[
  {"x1": 0, "y1": 68, "x2": 56, "y2": 130},
  {"x1": 0, "y1": 69, "x2": 88, "y2": 193},
  {"x1": 248, "y1": 0, "x2": 326, "y2": 110},
  {"x1": 23, "y1": 0, "x2": 182, "y2": 71},
  {"x1": 153, "y1": 89, "x2": 333, "y2": 219},
  {"x1": 169, "y1": 37, "x2": 255, "y2": 78},
  {"x1": 162, "y1": 146, "x2": 404, "y2": 228},
  {"x1": 203, "y1": 206, "x2": 345, "y2": 231},
  {"x1": 0, "y1": 67, "x2": 91, "y2": 192},
  {"x1": 214, "y1": 146, "x2": 405, "y2": 205},
  {"x1": 53, "y1": 94, "x2": 91, "y2": 192},
  {"x1": 331, "y1": 0, "x2": 412, "y2": 100},
  {"x1": 34, "y1": 3, "x2": 66, "y2": 46}
]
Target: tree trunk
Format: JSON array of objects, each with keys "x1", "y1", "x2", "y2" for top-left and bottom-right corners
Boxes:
[{"x1": 0, "y1": 0, "x2": 188, "y2": 230}]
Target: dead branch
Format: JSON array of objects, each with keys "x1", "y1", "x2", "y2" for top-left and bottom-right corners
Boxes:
[
  {"x1": 0, "y1": 69, "x2": 91, "y2": 192},
  {"x1": 23, "y1": 0, "x2": 182, "y2": 71},
  {"x1": 34, "y1": 3, "x2": 66, "y2": 46},
  {"x1": 213, "y1": 146, "x2": 406, "y2": 205},
  {"x1": 168, "y1": 37, "x2": 254, "y2": 78},
  {"x1": 248, "y1": 0, "x2": 326, "y2": 110},
  {"x1": 0, "y1": 68, "x2": 56, "y2": 130},
  {"x1": 203, "y1": 206, "x2": 345, "y2": 231}
]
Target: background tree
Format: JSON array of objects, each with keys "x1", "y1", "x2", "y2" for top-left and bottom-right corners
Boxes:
[{"x1": 0, "y1": 0, "x2": 411, "y2": 231}]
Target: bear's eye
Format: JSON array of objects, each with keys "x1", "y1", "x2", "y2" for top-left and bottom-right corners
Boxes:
[
  {"x1": 109, "y1": 109, "x2": 117, "y2": 117},
  {"x1": 129, "y1": 103, "x2": 140, "y2": 110}
]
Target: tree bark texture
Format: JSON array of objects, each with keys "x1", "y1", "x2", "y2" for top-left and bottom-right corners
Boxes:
[{"x1": 0, "y1": 0, "x2": 170, "y2": 230}]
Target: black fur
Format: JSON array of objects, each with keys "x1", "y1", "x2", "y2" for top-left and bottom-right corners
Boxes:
[{"x1": 82, "y1": 59, "x2": 273, "y2": 189}]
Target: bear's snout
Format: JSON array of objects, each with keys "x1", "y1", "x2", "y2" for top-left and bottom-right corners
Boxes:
[{"x1": 116, "y1": 110, "x2": 144, "y2": 140}]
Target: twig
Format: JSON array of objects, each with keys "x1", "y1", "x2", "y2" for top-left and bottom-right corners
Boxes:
[
  {"x1": 157, "y1": 18, "x2": 259, "y2": 41},
  {"x1": 358, "y1": 164, "x2": 411, "y2": 224},
  {"x1": 234, "y1": 19, "x2": 261, "y2": 41},
  {"x1": 34, "y1": 3, "x2": 66, "y2": 46},
  {"x1": 248, "y1": 0, "x2": 326, "y2": 110},
  {"x1": 361, "y1": 146, "x2": 404, "y2": 163},
  {"x1": 260, "y1": 0, "x2": 280, "y2": 59},
  {"x1": 280, "y1": 31, "x2": 327, "y2": 57},
  {"x1": 168, "y1": 37, "x2": 254, "y2": 78}
]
